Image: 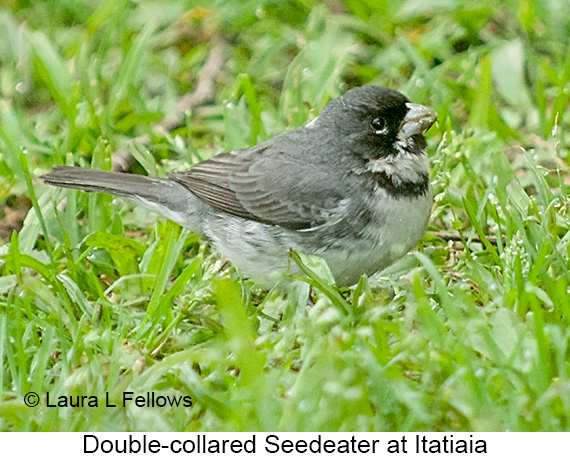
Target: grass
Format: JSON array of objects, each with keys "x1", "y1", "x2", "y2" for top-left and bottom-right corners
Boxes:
[{"x1": 1, "y1": 0, "x2": 570, "y2": 431}]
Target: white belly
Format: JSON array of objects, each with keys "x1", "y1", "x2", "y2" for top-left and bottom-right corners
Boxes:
[
  {"x1": 207, "y1": 188, "x2": 432, "y2": 287},
  {"x1": 320, "y1": 189, "x2": 432, "y2": 285}
]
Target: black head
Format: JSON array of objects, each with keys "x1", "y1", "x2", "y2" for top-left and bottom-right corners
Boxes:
[{"x1": 320, "y1": 86, "x2": 436, "y2": 160}]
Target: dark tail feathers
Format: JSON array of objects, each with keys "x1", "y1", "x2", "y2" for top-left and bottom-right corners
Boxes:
[{"x1": 40, "y1": 166, "x2": 179, "y2": 201}]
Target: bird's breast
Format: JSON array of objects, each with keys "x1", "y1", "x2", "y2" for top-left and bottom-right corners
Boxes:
[{"x1": 364, "y1": 185, "x2": 432, "y2": 254}]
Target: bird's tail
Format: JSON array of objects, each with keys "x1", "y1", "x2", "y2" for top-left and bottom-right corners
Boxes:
[
  {"x1": 41, "y1": 166, "x2": 198, "y2": 229},
  {"x1": 41, "y1": 166, "x2": 173, "y2": 198}
]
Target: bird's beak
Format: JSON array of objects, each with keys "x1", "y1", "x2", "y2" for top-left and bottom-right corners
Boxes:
[{"x1": 400, "y1": 103, "x2": 438, "y2": 138}]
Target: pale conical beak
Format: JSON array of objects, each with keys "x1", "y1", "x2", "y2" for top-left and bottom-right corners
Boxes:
[{"x1": 400, "y1": 103, "x2": 438, "y2": 138}]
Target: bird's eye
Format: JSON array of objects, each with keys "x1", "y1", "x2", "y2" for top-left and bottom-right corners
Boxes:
[{"x1": 371, "y1": 117, "x2": 387, "y2": 134}]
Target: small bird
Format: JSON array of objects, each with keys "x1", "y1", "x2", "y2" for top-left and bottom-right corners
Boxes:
[{"x1": 41, "y1": 86, "x2": 437, "y2": 286}]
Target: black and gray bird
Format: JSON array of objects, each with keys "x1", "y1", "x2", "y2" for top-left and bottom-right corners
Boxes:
[{"x1": 41, "y1": 86, "x2": 437, "y2": 286}]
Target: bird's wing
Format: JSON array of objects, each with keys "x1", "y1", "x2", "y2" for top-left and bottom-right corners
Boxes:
[{"x1": 167, "y1": 145, "x2": 346, "y2": 230}]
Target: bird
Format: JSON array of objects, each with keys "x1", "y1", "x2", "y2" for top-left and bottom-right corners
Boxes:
[{"x1": 41, "y1": 85, "x2": 437, "y2": 287}]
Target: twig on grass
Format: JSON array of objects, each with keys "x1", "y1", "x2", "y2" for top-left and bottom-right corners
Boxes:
[
  {"x1": 112, "y1": 43, "x2": 226, "y2": 172},
  {"x1": 428, "y1": 230, "x2": 505, "y2": 246}
]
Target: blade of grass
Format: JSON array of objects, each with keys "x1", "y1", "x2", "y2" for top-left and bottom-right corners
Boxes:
[{"x1": 289, "y1": 250, "x2": 351, "y2": 315}]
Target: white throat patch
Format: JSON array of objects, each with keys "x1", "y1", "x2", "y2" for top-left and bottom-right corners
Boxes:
[{"x1": 366, "y1": 139, "x2": 427, "y2": 185}]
